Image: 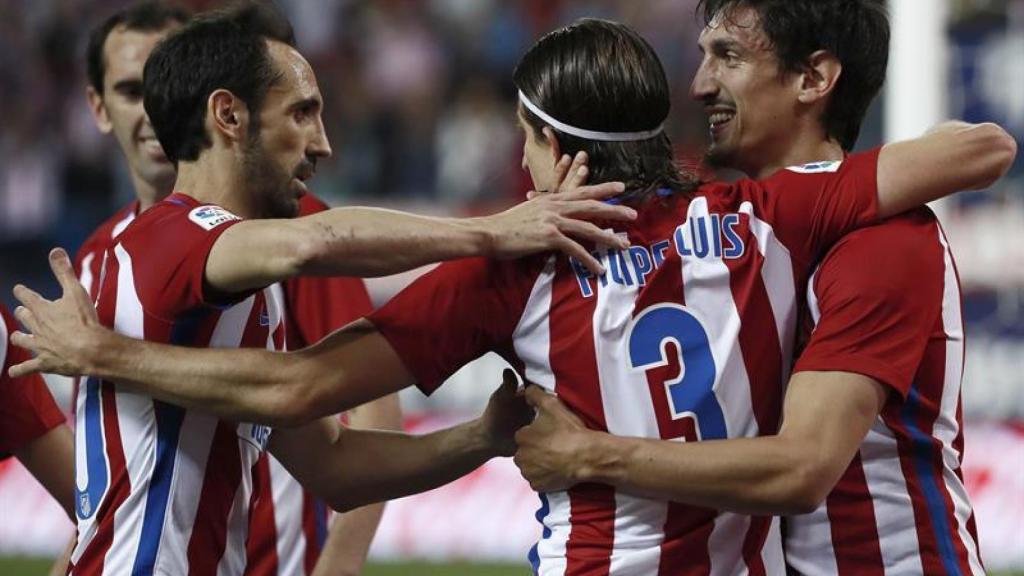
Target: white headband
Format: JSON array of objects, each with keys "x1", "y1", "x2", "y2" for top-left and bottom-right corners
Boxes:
[{"x1": 517, "y1": 90, "x2": 664, "y2": 142}]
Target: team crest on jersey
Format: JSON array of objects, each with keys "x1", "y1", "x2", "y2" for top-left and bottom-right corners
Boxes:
[
  {"x1": 189, "y1": 205, "x2": 241, "y2": 231},
  {"x1": 785, "y1": 160, "x2": 842, "y2": 174}
]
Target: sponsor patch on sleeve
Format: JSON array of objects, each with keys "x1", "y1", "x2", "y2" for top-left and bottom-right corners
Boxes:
[
  {"x1": 188, "y1": 205, "x2": 241, "y2": 231},
  {"x1": 785, "y1": 160, "x2": 843, "y2": 174}
]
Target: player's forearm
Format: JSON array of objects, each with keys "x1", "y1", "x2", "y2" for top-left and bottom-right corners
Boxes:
[
  {"x1": 317, "y1": 420, "x2": 496, "y2": 512},
  {"x1": 577, "y1": 432, "x2": 831, "y2": 515},
  {"x1": 877, "y1": 121, "x2": 1016, "y2": 217},
  {"x1": 312, "y1": 504, "x2": 385, "y2": 576},
  {"x1": 82, "y1": 327, "x2": 314, "y2": 426},
  {"x1": 296, "y1": 207, "x2": 495, "y2": 278}
]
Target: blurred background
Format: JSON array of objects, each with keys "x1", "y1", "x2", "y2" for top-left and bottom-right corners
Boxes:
[{"x1": 0, "y1": 0, "x2": 1020, "y2": 573}]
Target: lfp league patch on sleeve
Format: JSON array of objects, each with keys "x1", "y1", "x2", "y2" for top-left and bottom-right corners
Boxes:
[{"x1": 189, "y1": 205, "x2": 241, "y2": 231}]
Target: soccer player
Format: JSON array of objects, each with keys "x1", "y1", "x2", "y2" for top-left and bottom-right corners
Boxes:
[
  {"x1": 511, "y1": 2, "x2": 1014, "y2": 574},
  {"x1": 9, "y1": 17, "x2": 1014, "y2": 574},
  {"x1": 77, "y1": 4, "x2": 401, "y2": 574},
  {"x1": 11, "y1": 3, "x2": 631, "y2": 573}
]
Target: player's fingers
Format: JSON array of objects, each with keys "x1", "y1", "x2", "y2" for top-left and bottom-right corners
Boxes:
[
  {"x1": 551, "y1": 153, "x2": 573, "y2": 189},
  {"x1": 501, "y1": 368, "x2": 520, "y2": 394},
  {"x1": 559, "y1": 199, "x2": 636, "y2": 223},
  {"x1": 556, "y1": 218, "x2": 629, "y2": 251},
  {"x1": 556, "y1": 236, "x2": 605, "y2": 276},
  {"x1": 559, "y1": 180, "x2": 625, "y2": 201},
  {"x1": 9, "y1": 330, "x2": 38, "y2": 353},
  {"x1": 12, "y1": 284, "x2": 46, "y2": 310},
  {"x1": 14, "y1": 305, "x2": 41, "y2": 334},
  {"x1": 558, "y1": 152, "x2": 589, "y2": 193},
  {"x1": 8, "y1": 356, "x2": 44, "y2": 379},
  {"x1": 49, "y1": 248, "x2": 81, "y2": 296}
]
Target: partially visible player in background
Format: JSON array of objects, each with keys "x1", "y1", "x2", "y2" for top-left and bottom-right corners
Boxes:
[
  {"x1": 76, "y1": 3, "x2": 400, "y2": 575},
  {"x1": 512, "y1": 1, "x2": 1013, "y2": 574},
  {"x1": 0, "y1": 303, "x2": 74, "y2": 575}
]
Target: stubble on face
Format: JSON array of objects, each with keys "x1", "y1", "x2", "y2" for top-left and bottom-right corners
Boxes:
[{"x1": 241, "y1": 131, "x2": 300, "y2": 219}]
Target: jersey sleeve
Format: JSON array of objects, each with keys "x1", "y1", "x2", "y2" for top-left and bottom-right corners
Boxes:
[
  {"x1": 793, "y1": 212, "x2": 944, "y2": 397},
  {"x1": 127, "y1": 202, "x2": 246, "y2": 317},
  {"x1": 0, "y1": 308, "x2": 65, "y2": 454},
  {"x1": 283, "y1": 194, "x2": 374, "y2": 347},
  {"x1": 367, "y1": 256, "x2": 545, "y2": 395},
  {"x1": 756, "y1": 147, "x2": 881, "y2": 265}
]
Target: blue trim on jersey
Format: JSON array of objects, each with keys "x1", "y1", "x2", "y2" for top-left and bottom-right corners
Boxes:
[
  {"x1": 604, "y1": 187, "x2": 675, "y2": 205},
  {"x1": 132, "y1": 309, "x2": 207, "y2": 575},
  {"x1": 314, "y1": 497, "x2": 328, "y2": 552},
  {"x1": 527, "y1": 493, "x2": 552, "y2": 574},
  {"x1": 131, "y1": 402, "x2": 185, "y2": 576},
  {"x1": 76, "y1": 376, "x2": 108, "y2": 519},
  {"x1": 901, "y1": 387, "x2": 963, "y2": 576}
]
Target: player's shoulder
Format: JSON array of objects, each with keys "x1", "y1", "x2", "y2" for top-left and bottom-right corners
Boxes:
[
  {"x1": 121, "y1": 193, "x2": 242, "y2": 244},
  {"x1": 766, "y1": 147, "x2": 881, "y2": 188}
]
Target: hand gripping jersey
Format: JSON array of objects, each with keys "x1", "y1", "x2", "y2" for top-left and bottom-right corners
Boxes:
[
  {"x1": 370, "y1": 151, "x2": 881, "y2": 576},
  {"x1": 72, "y1": 193, "x2": 283, "y2": 576},
  {"x1": 244, "y1": 194, "x2": 375, "y2": 576},
  {"x1": 0, "y1": 304, "x2": 65, "y2": 457},
  {"x1": 786, "y1": 209, "x2": 984, "y2": 576}
]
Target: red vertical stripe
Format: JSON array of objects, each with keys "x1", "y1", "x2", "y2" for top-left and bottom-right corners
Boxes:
[
  {"x1": 187, "y1": 423, "x2": 243, "y2": 575},
  {"x1": 302, "y1": 491, "x2": 320, "y2": 574},
  {"x1": 826, "y1": 452, "x2": 884, "y2": 575},
  {"x1": 549, "y1": 261, "x2": 614, "y2": 576},
  {"x1": 243, "y1": 456, "x2": 278, "y2": 576}
]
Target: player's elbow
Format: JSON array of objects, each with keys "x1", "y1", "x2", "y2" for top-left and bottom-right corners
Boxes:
[
  {"x1": 968, "y1": 123, "x2": 1017, "y2": 189},
  {"x1": 780, "y1": 457, "x2": 838, "y2": 514}
]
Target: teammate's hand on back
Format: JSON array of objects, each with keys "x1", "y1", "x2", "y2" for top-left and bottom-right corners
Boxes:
[
  {"x1": 478, "y1": 369, "x2": 535, "y2": 457},
  {"x1": 9, "y1": 248, "x2": 102, "y2": 379},
  {"x1": 489, "y1": 150, "x2": 632, "y2": 275},
  {"x1": 513, "y1": 384, "x2": 592, "y2": 492}
]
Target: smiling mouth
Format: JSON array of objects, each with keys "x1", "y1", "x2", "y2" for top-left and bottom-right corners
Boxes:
[{"x1": 708, "y1": 111, "x2": 736, "y2": 134}]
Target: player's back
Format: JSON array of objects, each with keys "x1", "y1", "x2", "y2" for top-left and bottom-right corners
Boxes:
[
  {"x1": 785, "y1": 209, "x2": 984, "y2": 576},
  {"x1": 71, "y1": 193, "x2": 282, "y2": 576},
  {"x1": 371, "y1": 150, "x2": 883, "y2": 575}
]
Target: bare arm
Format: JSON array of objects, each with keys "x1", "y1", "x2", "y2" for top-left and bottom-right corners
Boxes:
[
  {"x1": 206, "y1": 172, "x2": 633, "y2": 293},
  {"x1": 876, "y1": 121, "x2": 1017, "y2": 217},
  {"x1": 271, "y1": 372, "x2": 529, "y2": 513},
  {"x1": 14, "y1": 423, "x2": 75, "y2": 521},
  {"x1": 514, "y1": 371, "x2": 886, "y2": 515},
  {"x1": 313, "y1": 394, "x2": 403, "y2": 576}
]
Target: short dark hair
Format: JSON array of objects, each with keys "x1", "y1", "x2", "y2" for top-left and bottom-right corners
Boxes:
[
  {"x1": 698, "y1": 0, "x2": 889, "y2": 150},
  {"x1": 86, "y1": 1, "x2": 191, "y2": 94},
  {"x1": 514, "y1": 19, "x2": 698, "y2": 201},
  {"x1": 143, "y1": 1, "x2": 297, "y2": 164}
]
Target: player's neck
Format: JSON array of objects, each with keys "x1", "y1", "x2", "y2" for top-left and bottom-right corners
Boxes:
[
  {"x1": 173, "y1": 155, "x2": 255, "y2": 218},
  {"x1": 747, "y1": 132, "x2": 845, "y2": 180}
]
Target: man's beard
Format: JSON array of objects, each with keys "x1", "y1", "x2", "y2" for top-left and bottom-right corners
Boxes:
[
  {"x1": 242, "y1": 136, "x2": 300, "y2": 219},
  {"x1": 703, "y1": 142, "x2": 736, "y2": 171}
]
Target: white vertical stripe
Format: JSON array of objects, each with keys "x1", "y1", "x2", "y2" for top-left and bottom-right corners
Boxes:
[
  {"x1": 217, "y1": 443, "x2": 259, "y2": 576},
  {"x1": 707, "y1": 513, "x2": 749, "y2": 576},
  {"x1": 760, "y1": 517, "x2": 785, "y2": 575},
  {"x1": 512, "y1": 256, "x2": 557, "y2": 391},
  {"x1": 784, "y1": 506, "x2": 839, "y2": 576},
  {"x1": 79, "y1": 253, "x2": 96, "y2": 295},
  {"x1": 111, "y1": 212, "x2": 135, "y2": 238},
  {"x1": 861, "y1": 422, "x2": 924, "y2": 574},
  {"x1": 102, "y1": 245, "x2": 150, "y2": 573},
  {"x1": 270, "y1": 455, "x2": 307, "y2": 576},
  {"x1": 511, "y1": 257, "x2": 564, "y2": 576},
  {"x1": 934, "y1": 227, "x2": 985, "y2": 575},
  {"x1": 743, "y1": 203, "x2": 797, "y2": 385}
]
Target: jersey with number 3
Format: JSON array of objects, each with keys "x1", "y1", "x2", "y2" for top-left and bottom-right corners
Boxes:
[
  {"x1": 370, "y1": 151, "x2": 882, "y2": 576},
  {"x1": 72, "y1": 193, "x2": 284, "y2": 576}
]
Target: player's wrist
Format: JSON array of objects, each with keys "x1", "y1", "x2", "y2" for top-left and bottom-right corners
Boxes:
[{"x1": 576, "y1": 431, "x2": 626, "y2": 485}]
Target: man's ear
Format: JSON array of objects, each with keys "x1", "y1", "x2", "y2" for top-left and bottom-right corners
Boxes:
[
  {"x1": 208, "y1": 89, "x2": 249, "y2": 144},
  {"x1": 542, "y1": 126, "x2": 562, "y2": 163},
  {"x1": 85, "y1": 86, "x2": 112, "y2": 134},
  {"x1": 797, "y1": 49, "x2": 842, "y2": 105}
]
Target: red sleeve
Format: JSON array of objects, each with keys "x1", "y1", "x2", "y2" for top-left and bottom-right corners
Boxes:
[
  {"x1": 793, "y1": 211, "x2": 945, "y2": 397},
  {"x1": 126, "y1": 200, "x2": 245, "y2": 318},
  {"x1": 755, "y1": 147, "x2": 881, "y2": 265},
  {"x1": 367, "y1": 256, "x2": 546, "y2": 395},
  {"x1": 0, "y1": 307, "x2": 65, "y2": 454},
  {"x1": 283, "y1": 194, "x2": 374, "y2": 347}
]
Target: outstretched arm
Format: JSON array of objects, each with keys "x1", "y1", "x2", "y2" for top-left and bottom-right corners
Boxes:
[
  {"x1": 876, "y1": 121, "x2": 1016, "y2": 217},
  {"x1": 271, "y1": 371, "x2": 531, "y2": 513},
  {"x1": 207, "y1": 156, "x2": 632, "y2": 293},
  {"x1": 514, "y1": 371, "x2": 885, "y2": 515},
  {"x1": 11, "y1": 249, "x2": 412, "y2": 427}
]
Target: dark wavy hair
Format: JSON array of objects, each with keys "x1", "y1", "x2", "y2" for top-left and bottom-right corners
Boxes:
[
  {"x1": 142, "y1": 1, "x2": 296, "y2": 164},
  {"x1": 698, "y1": 0, "x2": 889, "y2": 150},
  {"x1": 513, "y1": 18, "x2": 699, "y2": 202}
]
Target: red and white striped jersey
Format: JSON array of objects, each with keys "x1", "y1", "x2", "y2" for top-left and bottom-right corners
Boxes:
[
  {"x1": 75, "y1": 200, "x2": 139, "y2": 300},
  {"x1": 0, "y1": 304, "x2": 66, "y2": 456},
  {"x1": 786, "y1": 209, "x2": 984, "y2": 576},
  {"x1": 71, "y1": 193, "x2": 282, "y2": 575},
  {"x1": 244, "y1": 194, "x2": 375, "y2": 576},
  {"x1": 370, "y1": 151, "x2": 881, "y2": 575}
]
